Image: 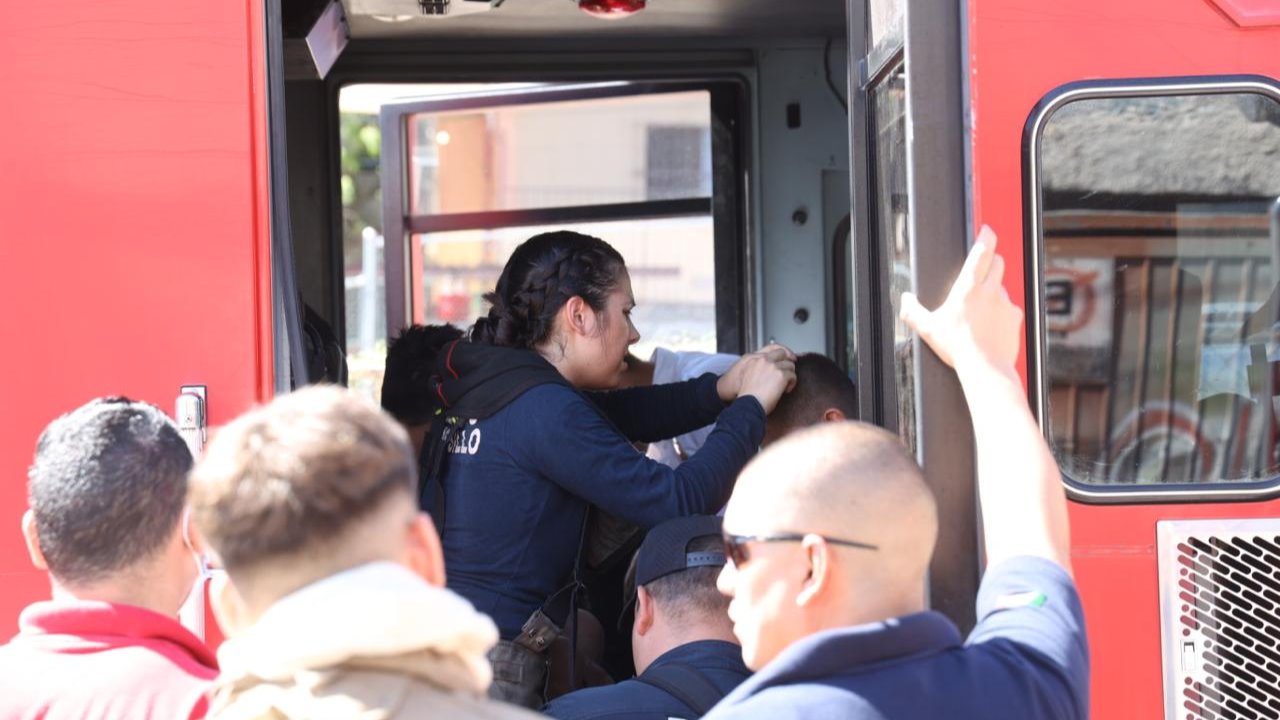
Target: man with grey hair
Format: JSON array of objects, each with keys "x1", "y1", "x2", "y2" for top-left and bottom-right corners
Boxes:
[{"x1": 0, "y1": 397, "x2": 217, "y2": 719}]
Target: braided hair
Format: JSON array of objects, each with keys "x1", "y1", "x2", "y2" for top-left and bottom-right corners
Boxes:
[{"x1": 471, "y1": 231, "x2": 627, "y2": 349}]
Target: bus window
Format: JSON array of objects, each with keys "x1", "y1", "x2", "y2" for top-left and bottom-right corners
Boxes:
[
  {"x1": 1031, "y1": 84, "x2": 1280, "y2": 491},
  {"x1": 871, "y1": 65, "x2": 915, "y2": 453},
  {"x1": 868, "y1": 0, "x2": 903, "y2": 51},
  {"x1": 410, "y1": 217, "x2": 716, "y2": 362},
  {"x1": 342, "y1": 85, "x2": 723, "y2": 399}
]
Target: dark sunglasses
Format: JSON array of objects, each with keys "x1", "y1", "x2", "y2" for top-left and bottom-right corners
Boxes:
[{"x1": 722, "y1": 532, "x2": 879, "y2": 567}]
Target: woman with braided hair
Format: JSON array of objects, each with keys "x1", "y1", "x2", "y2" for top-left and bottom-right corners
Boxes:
[{"x1": 417, "y1": 230, "x2": 795, "y2": 708}]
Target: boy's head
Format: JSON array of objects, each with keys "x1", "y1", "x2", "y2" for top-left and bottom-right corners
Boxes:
[
  {"x1": 762, "y1": 353, "x2": 858, "y2": 447},
  {"x1": 381, "y1": 324, "x2": 465, "y2": 456}
]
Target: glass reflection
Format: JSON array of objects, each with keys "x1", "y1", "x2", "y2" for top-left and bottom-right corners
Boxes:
[
  {"x1": 1039, "y1": 92, "x2": 1280, "y2": 485},
  {"x1": 871, "y1": 66, "x2": 916, "y2": 454}
]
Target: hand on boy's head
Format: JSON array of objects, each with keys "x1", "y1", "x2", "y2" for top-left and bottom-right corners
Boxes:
[
  {"x1": 718, "y1": 343, "x2": 798, "y2": 402},
  {"x1": 899, "y1": 225, "x2": 1023, "y2": 371}
]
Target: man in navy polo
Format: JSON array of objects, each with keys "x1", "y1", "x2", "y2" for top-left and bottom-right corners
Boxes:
[
  {"x1": 545, "y1": 515, "x2": 751, "y2": 720},
  {"x1": 705, "y1": 227, "x2": 1089, "y2": 720}
]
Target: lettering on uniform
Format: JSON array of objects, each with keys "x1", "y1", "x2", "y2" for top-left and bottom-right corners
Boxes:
[{"x1": 447, "y1": 421, "x2": 482, "y2": 455}]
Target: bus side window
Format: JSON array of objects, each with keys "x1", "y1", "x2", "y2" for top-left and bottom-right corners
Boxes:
[{"x1": 1031, "y1": 86, "x2": 1280, "y2": 491}]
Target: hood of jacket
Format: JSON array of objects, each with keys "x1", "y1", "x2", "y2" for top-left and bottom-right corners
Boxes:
[
  {"x1": 432, "y1": 340, "x2": 569, "y2": 420},
  {"x1": 215, "y1": 562, "x2": 499, "y2": 695}
]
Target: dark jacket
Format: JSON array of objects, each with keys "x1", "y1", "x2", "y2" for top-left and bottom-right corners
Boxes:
[
  {"x1": 701, "y1": 557, "x2": 1089, "y2": 720},
  {"x1": 543, "y1": 640, "x2": 751, "y2": 720},
  {"x1": 424, "y1": 342, "x2": 765, "y2": 638}
]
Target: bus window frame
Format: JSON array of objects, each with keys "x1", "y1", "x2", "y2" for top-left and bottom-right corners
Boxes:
[
  {"x1": 370, "y1": 79, "x2": 750, "y2": 356},
  {"x1": 849, "y1": 0, "x2": 980, "y2": 631},
  {"x1": 848, "y1": 0, "x2": 903, "y2": 428},
  {"x1": 1023, "y1": 74, "x2": 1280, "y2": 504},
  {"x1": 266, "y1": 0, "x2": 310, "y2": 391}
]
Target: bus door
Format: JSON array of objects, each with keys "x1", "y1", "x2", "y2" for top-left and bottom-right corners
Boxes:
[
  {"x1": 845, "y1": 1, "x2": 983, "y2": 634},
  {"x1": 849, "y1": 0, "x2": 1280, "y2": 717}
]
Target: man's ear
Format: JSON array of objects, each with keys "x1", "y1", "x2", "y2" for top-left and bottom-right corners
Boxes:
[
  {"x1": 795, "y1": 534, "x2": 831, "y2": 608},
  {"x1": 634, "y1": 585, "x2": 656, "y2": 637},
  {"x1": 822, "y1": 408, "x2": 847, "y2": 423},
  {"x1": 21, "y1": 510, "x2": 48, "y2": 571},
  {"x1": 407, "y1": 513, "x2": 446, "y2": 588}
]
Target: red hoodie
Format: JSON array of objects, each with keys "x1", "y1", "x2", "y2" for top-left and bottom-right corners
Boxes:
[{"x1": 0, "y1": 600, "x2": 218, "y2": 720}]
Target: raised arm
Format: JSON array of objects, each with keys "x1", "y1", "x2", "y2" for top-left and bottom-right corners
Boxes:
[
  {"x1": 900, "y1": 226, "x2": 1072, "y2": 575},
  {"x1": 586, "y1": 374, "x2": 724, "y2": 443},
  {"x1": 587, "y1": 345, "x2": 797, "y2": 443}
]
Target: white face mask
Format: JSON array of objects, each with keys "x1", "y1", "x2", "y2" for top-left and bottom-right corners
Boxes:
[{"x1": 177, "y1": 510, "x2": 215, "y2": 639}]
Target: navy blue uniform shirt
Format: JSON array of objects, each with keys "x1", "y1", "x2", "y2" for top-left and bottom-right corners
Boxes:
[
  {"x1": 702, "y1": 556, "x2": 1089, "y2": 720},
  {"x1": 442, "y1": 374, "x2": 765, "y2": 639},
  {"x1": 544, "y1": 640, "x2": 751, "y2": 720}
]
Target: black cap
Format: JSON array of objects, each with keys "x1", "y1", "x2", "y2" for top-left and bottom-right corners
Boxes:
[{"x1": 622, "y1": 515, "x2": 726, "y2": 623}]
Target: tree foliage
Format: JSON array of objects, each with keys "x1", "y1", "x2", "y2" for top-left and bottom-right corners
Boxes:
[{"x1": 340, "y1": 113, "x2": 382, "y2": 257}]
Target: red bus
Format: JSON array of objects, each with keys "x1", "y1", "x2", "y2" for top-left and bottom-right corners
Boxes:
[{"x1": 4, "y1": 1, "x2": 1280, "y2": 718}]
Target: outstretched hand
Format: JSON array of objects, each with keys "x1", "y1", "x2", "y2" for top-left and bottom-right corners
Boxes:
[{"x1": 899, "y1": 225, "x2": 1023, "y2": 372}]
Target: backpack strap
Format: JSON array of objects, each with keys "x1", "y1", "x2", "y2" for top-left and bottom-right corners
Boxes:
[
  {"x1": 418, "y1": 412, "x2": 462, "y2": 533},
  {"x1": 635, "y1": 662, "x2": 725, "y2": 717}
]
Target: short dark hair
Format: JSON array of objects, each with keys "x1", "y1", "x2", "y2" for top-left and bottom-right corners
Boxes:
[
  {"x1": 191, "y1": 386, "x2": 414, "y2": 574},
  {"x1": 635, "y1": 535, "x2": 728, "y2": 624},
  {"x1": 768, "y1": 353, "x2": 858, "y2": 437},
  {"x1": 381, "y1": 323, "x2": 464, "y2": 426},
  {"x1": 27, "y1": 397, "x2": 192, "y2": 585}
]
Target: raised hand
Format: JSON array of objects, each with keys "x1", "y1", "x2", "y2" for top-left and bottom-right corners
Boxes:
[{"x1": 899, "y1": 225, "x2": 1023, "y2": 372}]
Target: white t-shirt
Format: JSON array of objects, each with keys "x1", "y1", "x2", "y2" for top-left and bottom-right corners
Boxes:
[{"x1": 647, "y1": 347, "x2": 740, "y2": 468}]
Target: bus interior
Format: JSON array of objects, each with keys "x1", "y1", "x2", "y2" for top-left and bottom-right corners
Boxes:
[{"x1": 275, "y1": 0, "x2": 854, "y2": 401}]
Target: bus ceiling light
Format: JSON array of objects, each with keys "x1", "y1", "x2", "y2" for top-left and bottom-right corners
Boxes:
[
  {"x1": 417, "y1": 0, "x2": 505, "y2": 17},
  {"x1": 576, "y1": 0, "x2": 646, "y2": 20}
]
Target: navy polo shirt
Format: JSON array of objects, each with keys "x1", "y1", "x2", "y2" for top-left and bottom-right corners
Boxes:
[
  {"x1": 701, "y1": 556, "x2": 1089, "y2": 720},
  {"x1": 544, "y1": 640, "x2": 752, "y2": 720}
]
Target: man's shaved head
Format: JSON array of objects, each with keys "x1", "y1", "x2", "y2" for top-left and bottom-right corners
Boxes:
[{"x1": 719, "y1": 421, "x2": 938, "y2": 669}]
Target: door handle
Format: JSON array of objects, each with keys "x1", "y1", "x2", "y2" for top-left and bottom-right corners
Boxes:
[{"x1": 176, "y1": 385, "x2": 207, "y2": 458}]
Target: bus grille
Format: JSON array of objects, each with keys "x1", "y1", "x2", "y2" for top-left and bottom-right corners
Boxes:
[{"x1": 1159, "y1": 519, "x2": 1280, "y2": 720}]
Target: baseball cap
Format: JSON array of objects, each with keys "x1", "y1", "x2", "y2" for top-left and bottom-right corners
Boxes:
[{"x1": 621, "y1": 515, "x2": 726, "y2": 625}]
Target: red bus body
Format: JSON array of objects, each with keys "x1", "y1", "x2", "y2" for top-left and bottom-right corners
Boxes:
[
  {"x1": 970, "y1": 1, "x2": 1280, "y2": 717},
  {"x1": 3, "y1": 2, "x2": 1280, "y2": 718},
  {"x1": 0, "y1": 1, "x2": 275, "y2": 625}
]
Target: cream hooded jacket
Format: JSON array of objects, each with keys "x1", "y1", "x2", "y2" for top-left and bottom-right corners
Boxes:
[{"x1": 206, "y1": 562, "x2": 541, "y2": 720}]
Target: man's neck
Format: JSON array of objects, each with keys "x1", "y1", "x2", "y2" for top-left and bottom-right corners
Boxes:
[
  {"x1": 634, "y1": 619, "x2": 738, "y2": 675},
  {"x1": 50, "y1": 573, "x2": 180, "y2": 618},
  {"x1": 820, "y1": 591, "x2": 929, "y2": 635}
]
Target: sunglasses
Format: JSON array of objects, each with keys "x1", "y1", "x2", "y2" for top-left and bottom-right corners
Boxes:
[{"x1": 722, "y1": 532, "x2": 879, "y2": 567}]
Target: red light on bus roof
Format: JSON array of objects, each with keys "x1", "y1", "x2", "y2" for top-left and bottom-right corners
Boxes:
[{"x1": 577, "y1": 0, "x2": 645, "y2": 20}]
